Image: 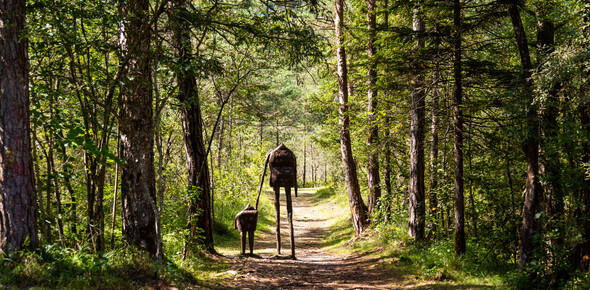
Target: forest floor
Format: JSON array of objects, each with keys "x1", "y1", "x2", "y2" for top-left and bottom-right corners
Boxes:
[{"x1": 214, "y1": 188, "x2": 495, "y2": 289}]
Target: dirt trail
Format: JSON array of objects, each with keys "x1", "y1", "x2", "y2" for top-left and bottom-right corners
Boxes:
[{"x1": 218, "y1": 188, "x2": 405, "y2": 289}]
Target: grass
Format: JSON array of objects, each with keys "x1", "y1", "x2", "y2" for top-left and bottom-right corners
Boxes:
[
  {"x1": 310, "y1": 185, "x2": 511, "y2": 288},
  {"x1": 0, "y1": 243, "x2": 242, "y2": 289},
  {"x1": 214, "y1": 188, "x2": 276, "y2": 254},
  {"x1": 6, "y1": 184, "x2": 571, "y2": 289},
  {"x1": 0, "y1": 193, "x2": 263, "y2": 290},
  {"x1": 330, "y1": 222, "x2": 511, "y2": 288},
  {"x1": 0, "y1": 245, "x2": 209, "y2": 289}
]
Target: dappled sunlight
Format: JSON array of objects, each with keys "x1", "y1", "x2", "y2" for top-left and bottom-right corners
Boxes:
[{"x1": 216, "y1": 188, "x2": 495, "y2": 289}]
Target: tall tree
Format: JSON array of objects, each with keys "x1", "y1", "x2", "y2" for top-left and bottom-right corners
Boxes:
[
  {"x1": 0, "y1": 0, "x2": 39, "y2": 254},
  {"x1": 171, "y1": 0, "x2": 214, "y2": 252},
  {"x1": 366, "y1": 0, "x2": 381, "y2": 217},
  {"x1": 453, "y1": 0, "x2": 465, "y2": 255},
  {"x1": 119, "y1": 0, "x2": 157, "y2": 254},
  {"x1": 578, "y1": 3, "x2": 590, "y2": 268},
  {"x1": 507, "y1": 0, "x2": 541, "y2": 272},
  {"x1": 429, "y1": 27, "x2": 441, "y2": 236},
  {"x1": 335, "y1": 0, "x2": 368, "y2": 235},
  {"x1": 408, "y1": 5, "x2": 426, "y2": 241},
  {"x1": 382, "y1": 0, "x2": 393, "y2": 208}
]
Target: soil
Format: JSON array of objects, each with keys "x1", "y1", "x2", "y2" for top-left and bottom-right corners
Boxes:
[{"x1": 216, "y1": 188, "x2": 415, "y2": 289}]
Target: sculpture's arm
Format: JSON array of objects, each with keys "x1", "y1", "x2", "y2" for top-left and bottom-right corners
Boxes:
[{"x1": 255, "y1": 153, "x2": 270, "y2": 209}]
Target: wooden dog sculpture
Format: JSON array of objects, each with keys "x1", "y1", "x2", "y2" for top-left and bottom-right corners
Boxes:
[{"x1": 234, "y1": 204, "x2": 258, "y2": 255}]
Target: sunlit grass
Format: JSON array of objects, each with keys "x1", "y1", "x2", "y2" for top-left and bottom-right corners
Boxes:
[
  {"x1": 311, "y1": 185, "x2": 508, "y2": 288},
  {"x1": 0, "y1": 244, "x2": 226, "y2": 289}
]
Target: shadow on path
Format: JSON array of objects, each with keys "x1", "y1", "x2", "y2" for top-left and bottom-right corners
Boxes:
[{"x1": 217, "y1": 188, "x2": 494, "y2": 289}]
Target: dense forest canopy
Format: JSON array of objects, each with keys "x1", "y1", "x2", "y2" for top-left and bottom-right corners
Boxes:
[{"x1": 1, "y1": 0, "x2": 590, "y2": 287}]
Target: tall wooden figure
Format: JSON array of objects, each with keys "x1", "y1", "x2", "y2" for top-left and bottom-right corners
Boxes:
[{"x1": 262, "y1": 144, "x2": 297, "y2": 258}]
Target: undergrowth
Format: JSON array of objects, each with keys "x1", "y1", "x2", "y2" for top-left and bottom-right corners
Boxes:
[
  {"x1": 0, "y1": 149, "x2": 272, "y2": 289},
  {"x1": 0, "y1": 244, "x2": 221, "y2": 288},
  {"x1": 317, "y1": 184, "x2": 514, "y2": 288}
]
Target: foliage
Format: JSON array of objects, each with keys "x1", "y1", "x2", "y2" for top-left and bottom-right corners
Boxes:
[
  {"x1": 0, "y1": 245, "x2": 208, "y2": 288},
  {"x1": 2, "y1": 0, "x2": 589, "y2": 286}
]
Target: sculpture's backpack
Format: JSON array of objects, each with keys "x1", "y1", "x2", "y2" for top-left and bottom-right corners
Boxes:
[{"x1": 269, "y1": 144, "x2": 297, "y2": 188}]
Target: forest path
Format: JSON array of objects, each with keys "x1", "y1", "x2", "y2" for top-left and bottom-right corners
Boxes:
[{"x1": 216, "y1": 188, "x2": 410, "y2": 289}]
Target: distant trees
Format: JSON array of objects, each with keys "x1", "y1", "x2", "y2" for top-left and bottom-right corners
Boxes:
[{"x1": 0, "y1": 0, "x2": 39, "y2": 254}]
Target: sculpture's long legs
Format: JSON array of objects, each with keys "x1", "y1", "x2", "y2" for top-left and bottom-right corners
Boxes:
[
  {"x1": 248, "y1": 230, "x2": 254, "y2": 255},
  {"x1": 274, "y1": 185, "x2": 281, "y2": 254},
  {"x1": 240, "y1": 232, "x2": 246, "y2": 254},
  {"x1": 286, "y1": 187, "x2": 295, "y2": 258}
]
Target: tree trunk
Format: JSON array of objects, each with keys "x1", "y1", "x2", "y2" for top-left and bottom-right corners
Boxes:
[
  {"x1": 507, "y1": 0, "x2": 542, "y2": 272},
  {"x1": 409, "y1": 6, "x2": 426, "y2": 241},
  {"x1": 62, "y1": 34, "x2": 113, "y2": 251},
  {"x1": 578, "y1": 4, "x2": 590, "y2": 269},
  {"x1": 172, "y1": 0, "x2": 214, "y2": 251},
  {"x1": 275, "y1": 119, "x2": 279, "y2": 146},
  {"x1": 119, "y1": 0, "x2": 157, "y2": 255},
  {"x1": 366, "y1": 0, "x2": 381, "y2": 218},
  {"x1": 45, "y1": 131, "x2": 55, "y2": 243},
  {"x1": 216, "y1": 109, "x2": 224, "y2": 167},
  {"x1": 453, "y1": 0, "x2": 465, "y2": 256},
  {"x1": 57, "y1": 130, "x2": 78, "y2": 237},
  {"x1": 382, "y1": 0, "x2": 392, "y2": 208},
  {"x1": 303, "y1": 138, "x2": 307, "y2": 187},
  {"x1": 429, "y1": 33, "x2": 441, "y2": 237},
  {"x1": 383, "y1": 115, "x2": 393, "y2": 202},
  {"x1": 335, "y1": 0, "x2": 368, "y2": 235},
  {"x1": 110, "y1": 137, "x2": 120, "y2": 249},
  {"x1": 0, "y1": 0, "x2": 39, "y2": 253}
]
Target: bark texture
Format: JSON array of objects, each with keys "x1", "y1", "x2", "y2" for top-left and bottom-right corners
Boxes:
[
  {"x1": 172, "y1": 0, "x2": 213, "y2": 250},
  {"x1": 409, "y1": 6, "x2": 426, "y2": 240},
  {"x1": 581, "y1": 91, "x2": 590, "y2": 267},
  {"x1": 366, "y1": 0, "x2": 381, "y2": 217},
  {"x1": 119, "y1": 0, "x2": 157, "y2": 254},
  {"x1": 335, "y1": 0, "x2": 368, "y2": 235},
  {"x1": 0, "y1": 0, "x2": 39, "y2": 254},
  {"x1": 453, "y1": 0, "x2": 465, "y2": 256},
  {"x1": 429, "y1": 48, "x2": 440, "y2": 235},
  {"x1": 507, "y1": 0, "x2": 541, "y2": 272}
]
